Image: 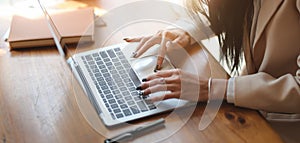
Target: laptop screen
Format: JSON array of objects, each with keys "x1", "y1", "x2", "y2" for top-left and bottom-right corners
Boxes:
[{"x1": 37, "y1": 0, "x2": 66, "y2": 58}]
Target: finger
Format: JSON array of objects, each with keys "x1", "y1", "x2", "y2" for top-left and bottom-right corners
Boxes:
[
  {"x1": 123, "y1": 37, "x2": 143, "y2": 42},
  {"x1": 130, "y1": 36, "x2": 152, "y2": 58},
  {"x1": 143, "y1": 84, "x2": 178, "y2": 95},
  {"x1": 146, "y1": 70, "x2": 174, "y2": 81},
  {"x1": 156, "y1": 31, "x2": 170, "y2": 70},
  {"x1": 135, "y1": 36, "x2": 160, "y2": 57},
  {"x1": 135, "y1": 36, "x2": 152, "y2": 51},
  {"x1": 139, "y1": 77, "x2": 168, "y2": 89},
  {"x1": 148, "y1": 92, "x2": 179, "y2": 102}
]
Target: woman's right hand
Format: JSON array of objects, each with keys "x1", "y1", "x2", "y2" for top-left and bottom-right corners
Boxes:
[{"x1": 124, "y1": 28, "x2": 193, "y2": 71}]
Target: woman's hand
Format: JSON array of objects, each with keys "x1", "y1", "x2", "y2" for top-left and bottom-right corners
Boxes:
[
  {"x1": 124, "y1": 28, "x2": 193, "y2": 71},
  {"x1": 136, "y1": 69, "x2": 209, "y2": 102}
]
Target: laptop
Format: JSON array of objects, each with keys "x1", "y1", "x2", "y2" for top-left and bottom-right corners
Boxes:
[{"x1": 38, "y1": 0, "x2": 194, "y2": 126}]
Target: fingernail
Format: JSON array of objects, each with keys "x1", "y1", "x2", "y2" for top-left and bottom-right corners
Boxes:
[
  {"x1": 138, "y1": 91, "x2": 144, "y2": 96},
  {"x1": 157, "y1": 64, "x2": 162, "y2": 70},
  {"x1": 131, "y1": 52, "x2": 137, "y2": 58},
  {"x1": 139, "y1": 94, "x2": 149, "y2": 99},
  {"x1": 136, "y1": 86, "x2": 142, "y2": 90},
  {"x1": 142, "y1": 95, "x2": 149, "y2": 99},
  {"x1": 142, "y1": 78, "x2": 147, "y2": 82},
  {"x1": 154, "y1": 65, "x2": 159, "y2": 72},
  {"x1": 154, "y1": 65, "x2": 162, "y2": 72},
  {"x1": 123, "y1": 38, "x2": 130, "y2": 41}
]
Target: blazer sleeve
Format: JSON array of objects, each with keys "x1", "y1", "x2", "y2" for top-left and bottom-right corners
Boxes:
[{"x1": 233, "y1": 72, "x2": 300, "y2": 114}]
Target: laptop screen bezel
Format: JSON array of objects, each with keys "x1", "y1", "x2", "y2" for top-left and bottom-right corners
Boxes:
[{"x1": 37, "y1": 0, "x2": 67, "y2": 59}]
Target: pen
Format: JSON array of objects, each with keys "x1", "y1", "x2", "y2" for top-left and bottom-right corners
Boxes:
[{"x1": 104, "y1": 118, "x2": 165, "y2": 143}]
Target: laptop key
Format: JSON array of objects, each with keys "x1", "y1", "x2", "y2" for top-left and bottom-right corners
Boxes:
[
  {"x1": 123, "y1": 109, "x2": 132, "y2": 116},
  {"x1": 148, "y1": 104, "x2": 157, "y2": 110},
  {"x1": 90, "y1": 64, "x2": 97, "y2": 70},
  {"x1": 103, "y1": 58, "x2": 110, "y2": 62},
  {"x1": 96, "y1": 60, "x2": 104, "y2": 65},
  {"x1": 100, "y1": 51, "x2": 108, "y2": 58},
  {"x1": 117, "y1": 99, "x2": 125, "y2": 104},
  {"x1": 129, "y1": 87, "x2": 136, "y2": 92},
  {"x1": 130, "y1": 106, "x2": 140, "y2": 114},
  {"x1": 99, "y1": 92, "x2": 104, "y2": 98},
  {"x1": 128, "y1": 68, "x2": 141, "y2": 87},
  {"x1": 103, "y1": 98, "x2": 107, "y2": 103},
  {"x1": 112, "y1": 90, "x2": 120, "y2": 95},
  {"x1": 107, "y1": 66, "x2": 115, "y2": 70},
  {"x1": 127, "y1": 82, "x2": 134, "y2": 87},
  {"x1": 101, "y1": 69, "x2": 108, "y2": 73},
  {"x1": 113, "y1": 47, "x2": 121, "y2": 52},
  {"x1": 115, "y1": 94, "x2": 122, "y2": 99},
  {"x1": 99, "y1": 81, "x2": 106, "y2": 86},
  {"x1": 114, "y1": 78, "x2": 122, "y2": 83},
  {"x1": 108, "y1": 99, "x2": 116, "y2": 104},
  {"x1": 137, "y1": 101, "x2": 148, "y2": 112},
  {"x1": 121, "y1": 74, "x2": 128, "y2": 79},
  {"x1": 114, "y1": 62, "x2": 121, "y2": 66},
  {"x1": 119, "y1": 87, "x2": 127, "y2": 92},
  {"x1": 106, "y1": 62, "x2": 113, "y2": 66},
  {"x1": 85, "y1": 55, "x2": 93, "y2": 61},
  {"x1": 105, "y1": 76, "x2": 113, "y2": 82},
  {"x1": 120, "y1": 104, "x2": 128, "y2": 109},
  {"x1": 113, "y1": 109, "x2": 121, "y2": 113},
  {"x1": 111, "y1": 104, "x2": 118, "y2": 109},
  {"x1": 94, "y1": 73, "x2": 101, "y2": 78},
  {"x1": 88, "y1": 61, "x2": 95, "y2": 65},
  {"x1": 95, "y1": 57, "x2": 101, "y2": 61},
  {"x1": 116, "y1": 82, "x2": 124, "y2": 87},
  {"x1": 92, "y1": 68, "x2": 99, "y2": 73},
  {"x1": 98, "y1": 64, "x2": 106, "y2": 69},
  {"x1": 116, "y1": 66, "x2": 123, "y2": 70},
  {"x1": 116, "y1": 113, "x2": 124, "y2": 119},
  {"x1": 101, "y1": 85, "x2": 109, "y2": 90},
  {"x1": 103, "y1": 73, "x2": 110, "y2": 77},
  {"x1": 107, "y1": 49, "x2": 116, "y2": 58},
  {"x1": 110, "y1": 113, "x2": 116, "y2": 120},
  {"x1": 103, "y1": 90, "x2": 111, "y2": 94},
  {"x1": 106, "y1": 94, "x2": 113, "y2": 99},
  {"x1": 112, "y1": 58, "x2": 118, "y2": 62},
  {"x1": 92, "y1": 53, "x2": 99, "y2": 57},
  {"x1": 122, "y1": 91, "x2": 130, "y2": 96},
  {"x1": 125, "y1": 96, "x2": 132, "y2": 101},
  {"x1": 127, "y1": 100, "x2": 135, "y2": 105},
  {"x1": 133, "y1": 96, "x2": 141, "y2": 102}
]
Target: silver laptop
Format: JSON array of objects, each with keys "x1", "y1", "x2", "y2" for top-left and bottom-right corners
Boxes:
[{"x1": 38, "y1": 0, "x2": 194, "y2": 126}]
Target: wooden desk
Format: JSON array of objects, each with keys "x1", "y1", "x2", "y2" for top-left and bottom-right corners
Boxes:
[{"x1": 0, "y1": 1, "x2": 283, "y2": 142}]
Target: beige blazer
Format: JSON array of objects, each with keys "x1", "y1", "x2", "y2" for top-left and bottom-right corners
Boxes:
[{"x1": 235, "y1": 0, "x2": 300, "y2": 113}]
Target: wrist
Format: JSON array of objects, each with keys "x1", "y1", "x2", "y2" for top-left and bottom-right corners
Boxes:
[
  {"x1": 209, "y1": 78, "x2": 228, "y2": 101},
  {"x1": 199, "y1": 78, "x2": 209, "y2": 102}
]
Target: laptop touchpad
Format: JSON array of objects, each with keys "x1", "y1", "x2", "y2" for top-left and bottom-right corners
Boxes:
[{"x1": 131, "y1": 55, "x2": 175, "y2": 79}]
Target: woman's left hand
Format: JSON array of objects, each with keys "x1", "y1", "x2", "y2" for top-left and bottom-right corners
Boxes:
[{"x1": 137, "y1": 69, "x2": 209, "y2": 102}]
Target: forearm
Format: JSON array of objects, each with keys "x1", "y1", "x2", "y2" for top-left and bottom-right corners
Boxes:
[{"x1": 233, "y1": 72, "x2": 300, "y2": 113}]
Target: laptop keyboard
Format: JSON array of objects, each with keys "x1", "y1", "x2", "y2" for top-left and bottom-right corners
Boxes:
[{"x1": 81, "y1": 47, "x2": 156, "y2": 120}]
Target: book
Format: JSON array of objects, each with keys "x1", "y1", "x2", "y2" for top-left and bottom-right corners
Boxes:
[{"x1": 8, "y1": 8, "x2": 94, "y2": 49}]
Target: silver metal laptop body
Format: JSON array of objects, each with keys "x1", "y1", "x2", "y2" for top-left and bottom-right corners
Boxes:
[{"x1": 39, "y1": 0, "x2": 194, "y2": 126}]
